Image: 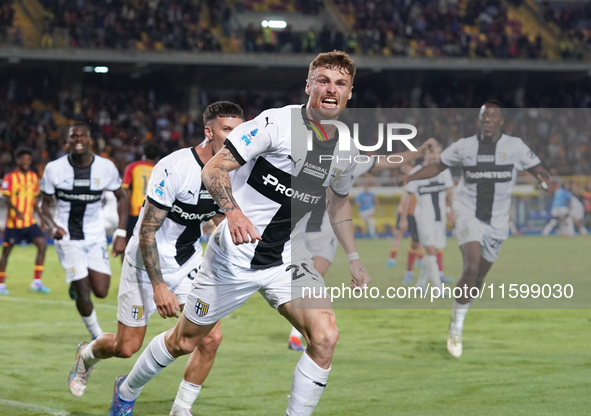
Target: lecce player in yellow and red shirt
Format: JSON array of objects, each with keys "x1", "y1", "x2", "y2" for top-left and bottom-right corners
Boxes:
[
  {"x1": 122, "y1": 143, "x2": 159, "y2": 242},
  {"x1": 0, "y1": 147, "x2": 51, "y2": 295}
]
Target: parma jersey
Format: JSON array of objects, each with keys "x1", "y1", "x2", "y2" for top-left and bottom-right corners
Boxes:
[
  {"x1": 40, "y1": 155, "x2": 122, "y2": 242},
  {"x1": 405, "y1": 164, "x2": 454, "y2": 223},
  {"x1": 122, "y1": 160, "x2": 155, "y2": 216},
  {"x1": 2, "y1": 169, "x2": 40, "y2": 229},
  {"x1": 125, "y1": 148, "x2": 223, "y2": 285},
  {"x1": 211, "y1": 104, "x2": 358, "y2": 269},
  {"x1": 440, "y1": 134, "x2": 540, "y2": 230}
]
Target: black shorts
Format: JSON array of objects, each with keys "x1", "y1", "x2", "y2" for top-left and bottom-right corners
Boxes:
[
  {"x1": 3, "y1": 224, "x2": 44, "y2": 246},
  {"x1": 396, "y1": 213, "x2": 419, "y2": 243},
  {"x1": 126, "y1": 215, "x2": 139, "y2": 237}
]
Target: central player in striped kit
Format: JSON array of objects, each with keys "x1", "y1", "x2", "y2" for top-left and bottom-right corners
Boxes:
[
  {"x1": 109, "y1": 51, "x2": 372, "y2": 416},
  {"x1": 406, "y1": 101, "x2": 551, "y2": 358}
]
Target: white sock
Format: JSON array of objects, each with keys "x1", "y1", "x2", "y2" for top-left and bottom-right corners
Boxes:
[
  {"x1": 290, "y1": 327, "x2": 302, "y2": 340},
  {"x1": 425, "y1": 255, "x2": 442, "y2": 293},
  {"x1": 450, "y1": 300, "x2": 470, "y2": 333},
  {"x1": 119, "y1": 332, "x2": 175, "y2": 401},
  {"x1": 286, "y1": 353, "x2": 330, "y2": 416},
  {"x1": 173, "y1": 379, "x2": 202, "y2": 410},
  {"x1": 542, "y1": 219, "x2": 557, "y2": 236},
  {"x1": 415, "y1": 266, "x2": 428, "y2": 290},
  {"x1": 81, "y1": 310, "x2": 103, "y2": 339},
  {"x1": 367, "y1": 217, "x2": 376, "y2": 237},
  {"x1": 81, "y1": 340, "x2": 101, "y2": 369}
]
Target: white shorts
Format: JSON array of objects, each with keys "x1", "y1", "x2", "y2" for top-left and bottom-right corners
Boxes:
[
  {"x1": 551, "y1": 206, "x2": 569, "y2": 220},
  {"x1": 117, "y1": 257, "x2": 194, "y2": 327},
  {"x1": 359, "y1": 207, "x2": 375, "y2": 221},
  {"x1": 55, "y1": 239, "x2": 111, "y2": 283},
  {"x1": 417, "y1": 219, "x2": 447, "y2": 250},
  {"x1": 304, "y1": 229, "x2": 337, "y2": 264},
  {"x1": 184, "y1": 246, "x2": 326, "y2": 326},
  {"x1": 454, "y1": 216, "x2": 507, "y2": 263}
]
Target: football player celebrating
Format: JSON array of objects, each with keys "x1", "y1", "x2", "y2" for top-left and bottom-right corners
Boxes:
[{"x1": 406, "y1": 101, "x2": 551, "y2": 358}]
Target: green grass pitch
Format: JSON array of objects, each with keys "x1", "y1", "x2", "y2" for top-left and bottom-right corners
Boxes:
[{"x1": 0, "y1": 236, "x2": 590, "y2": 415}]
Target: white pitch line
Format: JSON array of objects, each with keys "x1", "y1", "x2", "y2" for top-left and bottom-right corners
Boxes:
[
  {"x1": 0, "y1": 296, "x2": 116, "y2": 309},
  {"x1": 0, "y1": 398, "x2": 70, "y2": 416}
]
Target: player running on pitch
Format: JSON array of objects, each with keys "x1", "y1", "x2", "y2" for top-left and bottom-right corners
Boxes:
[
  {"x1": 70, "y1": 102, "x2": 244, "y2": 416},
  {"x1": 109, "y1": 50, "x2": 372, "y2": 416},
  {"x1": 41, "y1": 122, "x2": 129, "y2": 339},
  {"x1": 401, "y1": 141, "x2": 454, "y2": 293},
  {"x1": 405, "y1": 100, "x2": 551, "y2": 358}
]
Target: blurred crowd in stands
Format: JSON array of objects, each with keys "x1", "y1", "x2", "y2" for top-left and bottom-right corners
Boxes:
[
  {"x1": 333, "y1": 0, "x2": 545, "y2": 58},
  {"x1": 37, "y1": 0, "x2": 228, "y2": 50},
  {"x1": 0, "y1": 0, "x2": 21, "y2": 46},
  {"x1": 1, "y1": 79, "x2": 591, "y2": 182},
  {"x1": 540, "y1": 1, "x2": 591, "y2": 58},
  {"x1": 0, "y1": 0, "x2": 584, "y2": 60}
]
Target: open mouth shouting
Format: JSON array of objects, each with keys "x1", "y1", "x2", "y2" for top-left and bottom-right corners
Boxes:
[{"x1": 321, "y1": 97, "x2": 338, "y2": 108}]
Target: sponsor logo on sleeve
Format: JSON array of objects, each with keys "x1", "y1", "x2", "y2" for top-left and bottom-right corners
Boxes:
[{"x1": 155, "y1": 180, "x2": 165, "y2": 196}]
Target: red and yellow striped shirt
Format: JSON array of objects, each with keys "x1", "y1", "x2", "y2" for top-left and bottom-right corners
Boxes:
[
  {"x1": 1, "y1": 169, "x2": 40, "y2": 229},
  {"x1": 122, "y1": 160, "x2": 155, "y2": 216}
]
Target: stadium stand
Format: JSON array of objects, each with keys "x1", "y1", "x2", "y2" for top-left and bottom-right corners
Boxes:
[{"x1": 0, "y1": 0, "x2": 585, "y2": 59}]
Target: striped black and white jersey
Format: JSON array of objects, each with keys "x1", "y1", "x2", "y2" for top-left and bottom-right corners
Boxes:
[
  {"x1": 40, "y1": 155, "x2": 122, "y2": 242},
  {"x1": 125, "y1": 148, "x2": 223, "y2": 284},
  {"x1": 306, "y1": 156, "x2": 376, "y2": 233},
  {"x1": 440, "y1": 134, "x2": 540, "y2": 229},
  {"x1": 211, "y1": 104, "x2": 358, "y2": 269},
  {"x1": 405, "y1": 164, "x2": 454, "y2": 223}
]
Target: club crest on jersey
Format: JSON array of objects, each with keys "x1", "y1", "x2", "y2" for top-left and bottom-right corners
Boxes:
[
  {"x1": 94, "y1": 178, "x2": 100, "y2": 187},
  {"x1": 131, "y1": 305, "x2": 144, "y2": 320},
  {"x1": 155, "y1": 180, "x2": 165, "y2": 196},
  {"x1": 329, "y1": 168, "x2": 342, "y2": 184},
  {"x1": 497, "y1": 153, "x2": 507, "y2": 163},
  {"x1": 195, "y1": 299, "x2": 209, "y2": 317}
]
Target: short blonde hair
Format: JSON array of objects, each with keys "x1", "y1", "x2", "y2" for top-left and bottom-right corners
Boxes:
[{"x1": 308, "y1": 50, "x2": 356, "y2": 82}]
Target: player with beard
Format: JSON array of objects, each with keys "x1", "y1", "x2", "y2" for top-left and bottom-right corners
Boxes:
[
  {"x1": 40, "y1": 122, "x2": 129, "y2": 339},
  {"x1": 405, "y1": 101, "x2": 551, "y2": 358},
  {"x1": 109, "y1": 51, "x2": 371, "y2": 416}
]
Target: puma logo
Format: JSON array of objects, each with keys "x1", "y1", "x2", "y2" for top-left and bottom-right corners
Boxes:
[
  {"x1": 187, "y1": 189, "x2": 197, "y2": 197},
  {"x1": 265, "y1": 117, "x2": 273, "y2": 127},
  {"x1": 164, "y1": 169, "x2": 171, "y2": 177},
  {"x1": 287, "y1": 155, "x2": 301, "y2": 168}
]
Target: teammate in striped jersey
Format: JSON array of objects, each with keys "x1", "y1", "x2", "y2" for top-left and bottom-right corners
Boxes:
[
  {"x1": 402, "y1": 142, "x2": 455, "y2": 293},
  {"x1": 0, "y1": 147, "x2": 50, "y2": 295},
  {"x1": 40, "y1": 122, "x2": 129, "y2": 339},
  {"x1": 109, "y1": 51, "x2": 370, "y2": 416},
  {"x1": 406, "y1": 100, "x2": 551, "y2": 358}
]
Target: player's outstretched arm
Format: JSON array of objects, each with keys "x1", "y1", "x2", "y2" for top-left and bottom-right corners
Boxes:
[
  {"x1": 528, "y1": 164, "x2": 552, "y2": 191},
  {"x1": 326, "y1": 187, "x2": 371, "y2": 289},
  {"x1": 397, "y1": 191, "x2": 411, "y2": 233},
  {"x1": 40, "y1": 193, "x2": 65, "y2": 240},
  {"x1": 372, "y1": 138, "x2": 439, "y2": 172},
  {"x1": 202, "y1": 147, "x2": 261, "y2": 245},
  {"x1": 111, "y1": 187, "x2": 130, "y2": 256},
  {"x1": 405, "y1": 161, "x2": 447, "y2": 184},
  {"x1": 139, "y1": 199, "x2": 179, "y2": 318}
]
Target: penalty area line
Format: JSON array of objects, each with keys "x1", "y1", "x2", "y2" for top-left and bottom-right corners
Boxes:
[
  {"x1": 0, "y1": 398, "x2": 70, "y2": 416},
  {"x1": 0, "y1": 296, "x2": 116, "y2": 310}
]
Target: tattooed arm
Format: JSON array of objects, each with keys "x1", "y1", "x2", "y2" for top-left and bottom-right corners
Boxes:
[
  {"x1": 202, "y1": 147, "x2": 261, "y2": 245},
  {"x1": 139, "y1": 199, "x2": 179, "y2": 318},
  {"x1": 326, "y1": 187, "x2": 371, "y2": 289}
]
